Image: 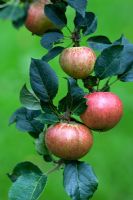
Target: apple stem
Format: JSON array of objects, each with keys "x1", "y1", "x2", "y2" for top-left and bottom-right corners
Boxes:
[
  {"x1": 101, "y1": 77, "x2": 119, "y2": 91},
  {"x1": 96, "y1": 78, "x2": 100, "y2": 91},
  {"x1": 46, "y1": 159, "x2": 64, "y2": 175},
  {"x1": 48, "y1": 100, "x2": 63, "y2": 119},
  {"x1": 60, "y1": 109, "x2": 71, "y2": 122},
  {"x1": 71, "y1": 29, "x2": 81, "y2": 47}
]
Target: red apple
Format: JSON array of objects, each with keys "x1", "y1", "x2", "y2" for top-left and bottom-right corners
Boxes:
[
  {"x1": 59, "y1": 47, "x2": 96, "y2": 79},
  {"x1": 80, "y1": 92, "x2": 123, "y2": 131},
  {"x1": 45, "y1": 122, "x2": 93, "y2": 160},
  {"x1": 25, "y1": 0, "x2": 56, "y2": 35}
]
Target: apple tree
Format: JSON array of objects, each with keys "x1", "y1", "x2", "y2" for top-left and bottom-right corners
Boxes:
[{"x1": 0, "y1": 0, "x2": 133, "y2": 199}]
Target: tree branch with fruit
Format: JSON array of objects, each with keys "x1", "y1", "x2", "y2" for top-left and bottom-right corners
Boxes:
[{"x1": 1, "y1": 0, "x2": 133, "y2": 199}]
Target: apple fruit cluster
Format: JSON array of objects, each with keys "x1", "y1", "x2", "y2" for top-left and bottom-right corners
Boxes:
[
  {"x1": 24, "y1": 0, "x2": 123, "y2": 161},
  {"x1": 44, "y1": 45, "x2": 123, "y2": 160}
]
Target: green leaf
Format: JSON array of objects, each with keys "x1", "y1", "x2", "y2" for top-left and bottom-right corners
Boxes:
[
  {"x1": 87, "y1": 35, "x2": 112, "y2": 51},
  {"x1": 40, "y1": 101, "x2": 56, "y2": 114},
  {"x1": 63, "y1": 161, "x2": 98, "y2": 200},
  {"x1": 94, "y1": 45, "x2": 124, "y2": 79},
  {"x1": 42, "y1": 46, "x2": 64, "y2": 62},
  {"x1": 91, "y1": 35, "x2": 133, "y2": 80},
  {"x1": 67, "y1": 0, "x2": 87, "y2": 17},
  {"x1": 118, "y1": 44, "x2": 133, "y2": 75},
  {"x1": 35, "y1": 132, "x2": 52, "y2": 162},
  {"x1": 45, "y1": 2, "x2": 67, "y2": 28},
  {"x1": 20, "y1": 84, "x2": 41, "y2": 110},
  {"x1": 74, "y1": 12, "x2": 97, "y2": 36},
  {"x1": 58, "y1": 78, "x2": 87, "y2": 115},
  {"x1": 119, "y1": 63, "x2": 133, "y2": 82},
  {"x1": 8, "y1": 162, "x2": 42, "y2": 182},
  {"x1": 0, "y1": 5, "x2": 23, "y2": 20},
  {"x1": 9, "y1": 107, "x2": 44, "y2": 138},
  {"x1": 113, "y1": 35, "x2": 130, "y2": 45},
  {"x1": 72, "y1": 98, "x2": 87, "y2": 115},
  {"x1": 87, "y1": 35, "x2": 129, "y2": 52},
  {"x1": 67, "y1": 78, "x2": 86, "y2": 115},
  {"x1": 58, "y1": 96, "x2": 69, "y2": 113},
  {"x1": 8, "y1": 162, "x2": 47, "y2": 200},
  {"x1": 83, "y1": 76, "x2": 98, "y2": 88},
  {"x1": 12, "y1": 3, "x2": 29, "y2": 29},
  {"x1": 0, "y1": 1, "x2": 5, "y2": 5},
  {"x1": 36, "y1": 113, "x2": 59, "y2": 125},
  {"x1": 40, "y1": 31, "x2": 64, "y2": 50},
  {"x1": 0, "y1": 3, "x2": 28, "y2": 28},
  {"x1": 30, "y1": 59, "x2": 58, "y2": 102}
]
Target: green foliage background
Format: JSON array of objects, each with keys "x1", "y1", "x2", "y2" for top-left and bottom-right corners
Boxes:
[{"x1": 0, "y1": 0, "x2": 133, "y2": 199}]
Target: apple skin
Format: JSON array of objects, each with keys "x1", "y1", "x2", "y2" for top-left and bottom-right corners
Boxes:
[
  {"x1": 59, "y1": 47, "x2": 96, "y2": 79},
  {"x1": 25, "y1": 0, "x2": 56, "y2": 35},
  {"x1": 45, "y1": 122, "x2": 93, "y2": 160},
  {"x1": 80, "y1": 92, "x2": 123, "y2": 131}
]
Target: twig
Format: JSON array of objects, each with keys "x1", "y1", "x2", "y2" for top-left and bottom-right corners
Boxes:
[{"x1": 46, "y1": 160, "x2": 64, "y2": 175}]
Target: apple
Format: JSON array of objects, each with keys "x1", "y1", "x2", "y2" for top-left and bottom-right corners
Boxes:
[
  {"x1": 25, "y1": 0, "x2": 56, "y2": 35},
  {"x1": 45, "y1": 122, "x2": 93, "y2": 160},
  {"x1": 59, "y1": 47, "x2": 96, "y2": 79},
  {"x1": 80, "y1": 92, "x2": 123, "y2": 131}
]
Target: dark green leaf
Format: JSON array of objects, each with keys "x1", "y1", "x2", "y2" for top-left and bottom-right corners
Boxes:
[
  {"x1": 35, "y1": 132, "x2": 52, "y2": 162},
  {"x1": 42, "y1": 46, "x2": 64, "y2": 62},
  {"x1": 87, "y1": 35, "x2": 129, "y2": 52},
  {"x1": 72, "y1": 98, "x2": 87, "y2": 115},
  {"x1": 0, "y1": 1, "x2": 5, "y2": 5},
  {"x1": 94, "y1": 45, "x2": 124, "y2": 79},
  {"x1": 43, "y1": 154, "x2": 52, "y2": 162},
  {"x1": 30, "y1": 59, "x2": 58, "y2": 102},
  {"x1": 12, "y1": 3, "x2": 29, "y2": 28},
  {"x1": 68, "y1": 78, "x2": 87, "y2": 115},
  {"x1": 40, "y1": 31, "x2": 64, "y2": 50},
  {"x1": 58, "y1": 78, "x2": 87, "y2": 115},
  {"x1": 58, "y1": 96, "x2": 68, "y2": 113},
  {"x1": 118, "y1": 44, "x2": 133, "y2": 75},
  {"x1": 0, "y1": 3, "x2": 28, "y2": 28},
  {"x1": 20, "y1": 84, "x2": 41, "y2": 110},
  {"x1": 83, "y1": 76, "x2": 98, "y2": 89},
  {"x1": 0, "y1": 5, "x2": 24, "y2": 20},
  {"x1": 8, "y1": 162, "x2": 42, "y2": 182},
  {"x1": 119, "y1": 63, "x2": 133, "y2": 82},
  {"x1": 105, "y1": 43, "x2": 133, "y2": 78},
  {"x1": 9, "y1": 107, "x2": 40, "y2": 125},
  {"x1": 87, "y1": 35, "x2": 112, "y2": 51},
  {"x1": 74, "y1": 12, "x2": 97, "y2": 36},
  {"x1": 36, "y1": 113, "x2": 59, "y2": 125},
  {"x1": 40, "y1": 101, "x2": 56, "y2": 114},
  {"x1": 113, "y1": 35, "x2": 130, "y2": 45},
  {"x1": 9, "y1": 107, "x2": 44, "y2": 138},
  {"x1": 45, "y1": 3, "x2": 67, "y2": 28},
  {"x1": 67, "y1": 0, "x2": 87, "y2": 17},
  {"x1": 8, "y1": 162, "x2": 47, "y2": 200},
  {"x1": 63, "y1": 161, "x2": 98, "y2": 200}
]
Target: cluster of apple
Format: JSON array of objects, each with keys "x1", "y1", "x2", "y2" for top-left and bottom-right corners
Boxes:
[
  {"x1": 45, "y1": 46, "x2": 123, "y2": 160},
  {"x1": 25, "y1": 0, "x2": 123, "y2": 161}
]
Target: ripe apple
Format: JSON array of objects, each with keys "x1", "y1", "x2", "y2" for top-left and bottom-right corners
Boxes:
[
  {"x1": 45, "y1": 122, "x2": 93, "y2": 160},
  {"x1": 80, "y1": 92, "x2": 123, "y2": 131},
  {"x1": 59, "y1": 47, "x2": 96, "y2": 79},
  {"x1": 25, "y1": 0, "x2": 56, "y2": 35}
]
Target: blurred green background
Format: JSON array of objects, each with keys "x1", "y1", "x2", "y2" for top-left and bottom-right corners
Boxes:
[{"x1": 0, "y1": 0, "x2": 133, "y2": 199}]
